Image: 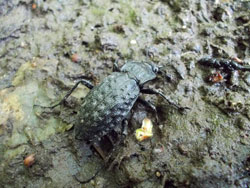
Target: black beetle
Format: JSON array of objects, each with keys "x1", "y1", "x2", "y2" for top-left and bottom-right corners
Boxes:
[
  {"x1": 198, "y1": 57, "x2": 250, "y2": 71},
  {"x1": 47, "y1": 60, "x2": 188, "y2": 183},
  {"x1": 50, "y1": 61, "x2": 187, "y2": 143}
]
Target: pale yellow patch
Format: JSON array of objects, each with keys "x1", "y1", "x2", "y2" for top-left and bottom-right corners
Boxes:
[
  {"x1": 0, "y1": 91, "x2": 24, "y2": 125},
  {"x1": 135, "y1": 118, "x2": 153, "y2": 141}
]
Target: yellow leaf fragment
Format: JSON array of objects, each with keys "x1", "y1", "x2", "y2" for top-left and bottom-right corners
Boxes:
[{"x1": 135, "y1": 118, "x2": 153, "y2": 141}]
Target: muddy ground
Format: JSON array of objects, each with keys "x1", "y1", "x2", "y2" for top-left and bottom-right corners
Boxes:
[{"x1": 0, "y1": 0, "x2": 250, "y2": 187}]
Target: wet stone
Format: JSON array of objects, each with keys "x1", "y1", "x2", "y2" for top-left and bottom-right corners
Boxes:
[
  {"x1": 96, "y1": 33, "x2": 119, "y2": 51},
  {"x1": 244, "y1": 73, "x2": 250, "y2": 86}
]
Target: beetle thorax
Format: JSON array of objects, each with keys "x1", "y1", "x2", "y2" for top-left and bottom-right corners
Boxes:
[{"x1": 120, "y1": 62, "x2": 157, "y2": 85}]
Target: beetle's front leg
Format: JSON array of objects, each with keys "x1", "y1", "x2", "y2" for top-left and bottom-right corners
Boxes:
[
  {"x1": 141, "y1": 88, "x2": 190, "y2": 111},
  {"x1": 36, "y1": 79, "x2": 94, "y2": 109}
]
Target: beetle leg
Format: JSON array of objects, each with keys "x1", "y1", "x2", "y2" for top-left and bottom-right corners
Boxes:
[
  {"x1": 137, "y1": 97, "x2": 159, "y2": 122},
  {"x1": 106, "y1": 135, "x2": 115, "y2": 146},
  {"x1": 38, "y1": 79, "x2": 94, "y2": 109},
  {"x1": 138, "y1": 97, "x2": 157, "y2": 113},
  {"x1": 141, "y1": 88, "x2": 190, "y2": 111},
  {"x1": 92, "y1": 142, "x2": 106, "y2": 160},
  {"x1": 66, "y1": 74, "x2": 93, "y2": 80},
  {"x1": 73, "y1": 161, "x2": 105, "y2": 184},
  {"x1": 121, "y1": 119, "x2": 128, "y2": 136},
  {"x1": 104, "y1": 120, "x2": 128, "y2": 164}
]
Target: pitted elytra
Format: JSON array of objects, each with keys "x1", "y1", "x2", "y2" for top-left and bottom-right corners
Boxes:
[{"x1": 75, "y1": 63, "x2": 146, "y2": 141}]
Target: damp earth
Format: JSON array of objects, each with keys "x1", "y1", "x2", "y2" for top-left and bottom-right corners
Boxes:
[{"x1": 0, "y1": 0, "x2": 250, "y2": 187}]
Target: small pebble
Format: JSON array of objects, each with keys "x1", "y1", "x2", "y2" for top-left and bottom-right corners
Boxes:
[
  {"x1": 20, "y1": 42, "x2": 27, "y2": 48},
  {"x1": 155, "y1": 171, "x2": 161, "y2": 177},
  {"x1": 32, "y1": 3, "x2": 37, "y2": 10},
  {"x1": 24, "y1": 154, "x2": 35, "y2": 167},
  {"x1": 130, "y1": 40, "x2": 137, "y2": 45},
  {"x1": 244, "y1": 73, "x2": 250, "y2": 86},
  {"x1": 71, "y1": 54, "x2": 81, "y2": 63}
]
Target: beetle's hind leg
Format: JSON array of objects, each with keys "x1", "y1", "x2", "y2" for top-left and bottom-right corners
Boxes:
[
  {"x1": 105, "y1": 120, "x2": 129, "y2": 169},
  {"x1": 137, "y1": 97, "x2": 159, "y2": 122},
  {"x1": 92, "y1": 142, "x2": 107, "y2": 160},
  {"x1": 35, "y1": 79, "x2": 94, "y2": 109},
  {"x1": 95, "y1": 120, "x2": 129, "y2": 163}
]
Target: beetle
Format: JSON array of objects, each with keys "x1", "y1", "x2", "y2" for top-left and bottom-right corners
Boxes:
[
  {"x1": 51, "y1": 60, "x2": 187, "y2": 144},
  {"x1": 198, "y1": 57, "x2": 250, "y2": 85},
  {"x1": 46, "y1": 60, "x2": 188, "y2": 184},
  {"x1": 198, "y1": 57, "x2": 250, "y2": 71}
]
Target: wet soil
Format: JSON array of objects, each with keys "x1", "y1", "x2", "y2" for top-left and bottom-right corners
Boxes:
[{"x1": 0, "y1": 0, "x2": 249, "y2": 187}]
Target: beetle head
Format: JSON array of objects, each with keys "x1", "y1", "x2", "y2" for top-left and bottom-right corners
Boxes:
[{"x1": 121, "y1": 61, "x2": 158, "y2": 85}]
